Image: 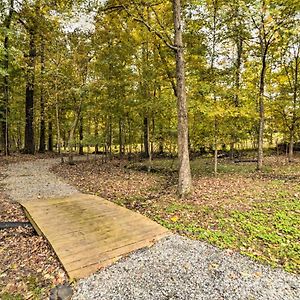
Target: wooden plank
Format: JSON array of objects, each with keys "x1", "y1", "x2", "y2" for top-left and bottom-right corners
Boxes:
[
  {"x1": 22, "y1": 207, "x2": 43, "y2": 236},
  {"x1": 67, "y1": 232, "x2": 169, "y2": 279},
  {"x1": 63, "y1": 231, "x2": 169, "y2": 266},
  {"x1": 20, "y1": 194, "x2": 170, "y2": 279},
  {"x1": 55, "y1": 226, "x2": 168, "y2": 257}
]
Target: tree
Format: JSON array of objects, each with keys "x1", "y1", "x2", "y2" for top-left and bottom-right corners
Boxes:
[
  {"x1": 0, "y1": 0, "x2": 14, "y2": 155},
  {"x1": 250, "y1": 0, "x2": 295, "y2": 169},
  {"x1": 173, "y1": 0, "x2": 192, "y2": 195}
]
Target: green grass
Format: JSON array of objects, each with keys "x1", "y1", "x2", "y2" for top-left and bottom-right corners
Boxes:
[{"x1": 150, "y1": 196, "x2": 300, "y2": 273}]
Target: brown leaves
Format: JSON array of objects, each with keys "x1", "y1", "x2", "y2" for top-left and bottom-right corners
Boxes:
[
  {"x1": 0, "y1": 189, "x2": 68, "y2": 298},
  {"x1": 53, "y1": 159, "x2": 164, "y2": 202}
]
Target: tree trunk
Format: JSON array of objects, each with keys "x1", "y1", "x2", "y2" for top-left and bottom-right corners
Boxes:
[
  {"x1": 159, "y1": 124, "x2": 164, "y2": 154},
  {"x1": 105, "y1": 115, "x2": 112, "y2": 156},
  {"x1": 119, "y1": 118, "x2": 125, "y2": 157},
  {"x1": 214, "y1": 147, "x2": 218, "y2": 175},
  {"x1": 39, "y1": 40, "x2": 46, "y2": 153},
  {"x1": 0, "y1": 0, "x2": 14, "y2": 156},
  {"x1": 231, "y1": 26, "x2": 243, "y2": 154},
  {"x1": 288, "y1": 130, "x2": 294, "y2": 162},
  {"x1": 55, "y1": 93, "x2": 61, "y2": 154},
  {"x1": 257, "y1": 51, "x2": 266, "y2": 170},
  {"x1": 214, "y1": 118, "x2": 218, "y2": 175},
  {"x1": 68, "y1": 100, "x2": 83, "y2": 163},
  {"x1": 24, "y1": 30, "x2": 36, "y2": 154},
  {"x1": 289, "y1": 51, "x2": 299, "y2": 162},
  {"x1": 128, "y1": 115, "x2": 132, "y2": 158},
  {"x1": 79, "y1": 116, "x2": 84, "y2": 155},
  {"x1": 94, "y1": 120, "x2": 99, "y2": 154},
  {"x1": 48, "y1": 121, "x2": 53, "y2": 151},
  {"x1": 143, "y1": 117, "x2": 150, "y2": 158},
  {"x1": 173, "y1": 0, "x2": 192, "y2": 197}
]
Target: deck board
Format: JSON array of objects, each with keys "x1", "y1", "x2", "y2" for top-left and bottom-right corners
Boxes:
[{"x1": 20, "y1": 194, "x2": 170, "y2": 279}]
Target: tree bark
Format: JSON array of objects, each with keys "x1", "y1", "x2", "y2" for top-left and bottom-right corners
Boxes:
[
  {"x1": 1, "y1": 0, "x2": 14, "y2": 156},
  {"x1": 257, "y1": 49, "x2": 267, "y2": 170},
  {"x1": 173, "y1": 0, "x2": 192, "y2": 197},
  {"x1": 94, "y1": 120, "x2": 99, "y2": 154},
  {"x1": 143, "y1": 117, "x2": 150, "y2": 158},
  {"x1": 288, "y1": 130, "x2": 294, "y2": 162},
  {"x1": 39, "y1": 40, "x2": 46, "y2": 153},
  {"x1": 119, "y1": 118, "x2": 125, "y2": 157},
  {"x1": 289, "y1": 50, "x2": 299, "y2": 162},
  {"x1": 55, "y1": 89, "x2": 61, "y2": 154},
  {"x1": 24, "y1": 30, "x2": 36, "y2": 154},
  {"x1": 48, "y1": 121, "x2": 53, "y2": 151},
  {"x1": 79, "y1": 116, "x2": 84, "y2": 155}
]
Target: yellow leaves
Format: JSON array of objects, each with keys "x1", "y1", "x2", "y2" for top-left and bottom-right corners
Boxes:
[{"x1": 170, "y1": 215, "x2": 179, "y2": 222}]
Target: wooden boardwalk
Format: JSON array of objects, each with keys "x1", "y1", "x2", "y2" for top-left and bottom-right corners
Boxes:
[{"x1": 20, "y1": 194, "x2": 170, "y2": 279}]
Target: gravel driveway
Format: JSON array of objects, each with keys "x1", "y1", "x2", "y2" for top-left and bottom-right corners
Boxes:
[{"x1": 3, "y1": 159, "x2": 300, "y2": 300}]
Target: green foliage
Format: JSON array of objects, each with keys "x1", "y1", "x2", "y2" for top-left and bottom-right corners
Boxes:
[
  {"x1": 26, "y1": 276, "x2": 44, "y2": 299},
  {"x1": 154, "y1": 197, "x2": 300, "y2": 273},
  {"x1": 0, "y1": 293, "x2": 23, "y2": 300}
]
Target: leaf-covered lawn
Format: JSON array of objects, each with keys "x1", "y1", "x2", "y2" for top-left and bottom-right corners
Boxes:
[{"x1": 53, "y1": 156, "x2": 300, "y2": 274}]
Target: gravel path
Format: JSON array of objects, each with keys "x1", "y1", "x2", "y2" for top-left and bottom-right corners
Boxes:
[
  {"x1": 2, "y1": 159, "x2": 300, "y2": 300},
  {"x1": 73, "y1": 235, "x2": 300, "y2": 300},
  {"x1": 2, "y1": 159, "x2": 78, "y2": 202}
]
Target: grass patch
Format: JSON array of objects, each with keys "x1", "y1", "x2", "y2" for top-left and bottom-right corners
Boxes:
[{"x1": 147, "y1": 196, "x2": 300, "y2": 273}]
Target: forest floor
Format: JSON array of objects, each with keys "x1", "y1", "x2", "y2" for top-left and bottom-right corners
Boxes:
[
  {"x1": 0, "y1": 154, "x2": 68, "y2": 300},
  {"x1": 0, "y1": 153, "x2": 299, "y2": 299},
  {"x1": 53, "y1": 155, "x2": 300, "y2": 274}
]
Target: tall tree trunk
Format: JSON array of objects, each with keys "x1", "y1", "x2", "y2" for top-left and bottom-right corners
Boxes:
[
  {"x1": 231, "y1": 25, "x2": 243, "y2": 157},
  {"x1": 289, "y1": 52, "x2": 299, "y2": 162},
  {"x1": 214, "y1": 118, "x2": 218, "y2": 175},
  {"x1": 106, "y1": 115, "x2": 112, "y2": 156},
  {"x1": 128, "y1": 115, "x2": 132, "y2": 158},
  {"x1": 94, "y1": 120, "x2": 99, "y2": 154},
  {"x1": 119, "y1": 118, "x2": 125, "y2": 157},
  {"x1": 39, "y1": 40, "x2": 46, "y2": 153},
  {"x1": 173, "y1": 0, "x2": 192, "y2": 197},
  {"x1": 159, "y1": 124, "x2": 164, "y2": 154},
  {"x1": 257, "y1": 51, "x2": 267, "y2": 170},
  {"x1": 67, "y1": 101, "x2": 83, "y2": 164},
  {"x1": 211, "y1": 0, "x2": 218, "y2": 175},
  {"x1": 79, "y1": 116, "x2": 84, "y2": 155},
  {"x1": 55, "y1": 91, "x2": 61, "y2": 154},
  {"x1": 48, "y1": 120, "x2": 53, "y2": 151},
  {"x1": 24, "y1": 30, "x2": 36, "y2": 154},
  {"x1": 288, "y1": 129, "x2": 294, "y2": 162},
  {"x1": 143, "y1": 117, "x2": 150, "y2": 158},
  {"x1": 1, "y1": 0, "x2": 14, "y2": 156}
]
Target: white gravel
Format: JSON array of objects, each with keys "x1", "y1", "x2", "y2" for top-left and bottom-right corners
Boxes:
[
  {"x1": 2, "y1": 159, "x2": 299, "y2": 300},
  {"x1": 73, "y1": 235, "x2": 299, "y2": 300},
  {"x1": 2, "y1": 159, "x2": 78, "y2": 202}
]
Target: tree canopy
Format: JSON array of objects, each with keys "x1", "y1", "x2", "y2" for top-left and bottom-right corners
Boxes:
[{"x1": 1, "y1": 0, "x2": 300, "y2": 194}]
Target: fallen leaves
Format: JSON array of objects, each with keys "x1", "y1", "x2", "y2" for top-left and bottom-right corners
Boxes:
[{"x1": 0, "y1": 160, "x2": 68, "y2": 299}]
